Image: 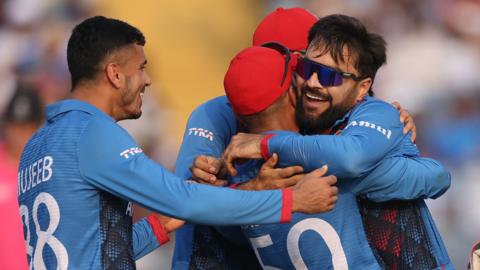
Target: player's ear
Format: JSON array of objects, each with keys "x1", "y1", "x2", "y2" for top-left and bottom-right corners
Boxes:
[
  {"x1": 288, "y1": 85, "x2": 297, "y2": 108},
  {"x1": 356, "y1": 77, "x2": 372, "y2": 102},
  {"x1": 105, "y1": 62, "x2": 124, "y2": 89}
]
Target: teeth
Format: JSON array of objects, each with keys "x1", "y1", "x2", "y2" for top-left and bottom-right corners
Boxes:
[{"x1": 306, "y1": 92, "x2": 325, "y2": 101}]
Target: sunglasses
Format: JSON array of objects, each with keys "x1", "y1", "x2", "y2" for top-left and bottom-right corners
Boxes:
[
  {"x1": 296, "y1": 57, "x2": 363, "y2": 87},
  {"x1": 260, "y1": 42, "x2": 291, "y2": 87}
]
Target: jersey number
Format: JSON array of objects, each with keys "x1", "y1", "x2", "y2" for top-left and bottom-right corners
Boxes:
[
  {"x1": 20, "y1": 192, "x2": 69, "y2": 269},
  {"x1": 249, "y1": 218, "x2": 348, "y2": 270}
]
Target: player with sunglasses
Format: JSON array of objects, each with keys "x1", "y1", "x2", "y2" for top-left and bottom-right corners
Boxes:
[
  {"x1": 173, "y1": 8, "x2": 422, "y2": 270},
  {"x1": 222, "y1": 14, "x2": 453, "y2": 269}
]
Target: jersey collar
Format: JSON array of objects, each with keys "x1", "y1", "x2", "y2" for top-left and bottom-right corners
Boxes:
[{"x1": 46, "y1": 99, "x2": 115, "y2": 122}]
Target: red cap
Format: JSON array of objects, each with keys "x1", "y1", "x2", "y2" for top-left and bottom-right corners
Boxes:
[
  {"x1": 253, "y1": 7, "x2": 317, "y2": 51},
  {"x1": 224, "y1": 46, "x2": 297, "y2": 115}
]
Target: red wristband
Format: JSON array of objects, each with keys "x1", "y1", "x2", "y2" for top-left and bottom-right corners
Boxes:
[
  {"x1": 146, "y1": 214, "x2": 170, "y2": 245},
  {"x1": 260, "y1": 134, "x2": 275, "y2": 160},
  {"x1": 280, "y1": 188, "x2": 293, "y2": 223},
  {"x1": 228, "y1": 183, "x2": 241, "y2": 189}
]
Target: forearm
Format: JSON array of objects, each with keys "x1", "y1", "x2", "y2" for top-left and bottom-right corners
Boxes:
[
  {"x1": 353, "y1": 157, "x2": 451, "y2": 202},
  {"x1": 133, "y1": 216, "x2": 168, "y2": 260}
]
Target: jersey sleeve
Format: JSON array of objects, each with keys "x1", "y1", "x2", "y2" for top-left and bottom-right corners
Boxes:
[
  {"x1": 270, "y1": 100, "x2": 405, "y2": 179},
  {"x1": 132, "y1": 217, "x2": 161, "y2": 260},
  {"x1": 77, "y1": 118, "x2": 290, "y2": 225},
  {"x1": 175, "y1": 96, "x2": 236, "y2": 179},
  {"x1": 351, "y1": 156, "x2": 451, "y2": 201}
]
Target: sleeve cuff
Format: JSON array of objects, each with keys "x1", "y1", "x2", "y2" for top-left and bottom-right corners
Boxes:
[
  {"x1": 228, "y1": 182, "x2": 241, "y2": 189},
  {"x1": 280, "y1": 188, "x2": 293, "y2": 223},
  {"x1": 260, "y1": 134, "x2": 275, "y2": 160},
  {"x1": 146, "y1": 214, "x2": 170, "y2": 245}
]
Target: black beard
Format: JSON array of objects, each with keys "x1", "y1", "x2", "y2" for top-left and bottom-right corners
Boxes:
[{"x1": 295, "y1": 86, "x2": 356, "y2": 135}]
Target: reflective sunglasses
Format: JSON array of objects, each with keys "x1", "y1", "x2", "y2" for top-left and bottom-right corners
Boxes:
[
  {"x1": 296, "y1": 57, "x2": 363, "y2": 87},
  {"x1": 260, "y1": 42, "x2": 291, "y2": 87}
]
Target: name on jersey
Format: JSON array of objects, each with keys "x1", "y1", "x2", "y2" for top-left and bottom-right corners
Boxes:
[
  {"x1": 120, "y1": 147, "x2": 143, "y2": 159},
  {"x1": 344, "y1": 120, "x2": 392, "y2": 139},
  {"x1": 18, "y1": 156, "x2": 53, "y2": 196},
  {"x1": 188, "y1": 128, "x2": 214, "y2": 141}
]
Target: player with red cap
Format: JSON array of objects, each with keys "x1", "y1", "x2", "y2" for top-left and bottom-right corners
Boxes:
[
  {"x1": 172, "y1": 7, "x2": 318, "y2": 270},
  {"x1": 221, "y1": 14, "x2": 452, "y2": 269},
  {"x1": 173, "y1": 7, "x2": 418, "y2": 270}
]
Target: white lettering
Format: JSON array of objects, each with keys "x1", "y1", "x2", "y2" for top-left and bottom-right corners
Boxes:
[
  {"x1": 343, "y1": 120, "x2": 393, "y2": 140},
  {"x1": 31, "y1": 164, "x2": 37, "y2": 188},
  {"x1": 120, "y1": 147, "x2": 143, "y2": 159},
  {"x1": 18, "y1": 156, "x2": 55, "y2": 196},
  {"x1": 126, "y1": 202, "x2": 133, "y2": 216},
  {"x1": 36, "y1": 159, "x2": 42, "y2": 186},
  {"x1": 187, "y1": 128, "x2": 215, "y2": 141},
  {"x1": 42, "y1": 156, "x2": 53, "y2": 182}
]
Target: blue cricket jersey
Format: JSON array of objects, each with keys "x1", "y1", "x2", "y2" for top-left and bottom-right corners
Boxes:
[
  {"x1": 17, "y1": 99, "x2": 291, "y2": 270},
  {"x1": 173, "y1": 95, "x2": 452, "y2": 270},
  {"x1": 260, "y1": 97, "x2": 453, "y2": 269}
]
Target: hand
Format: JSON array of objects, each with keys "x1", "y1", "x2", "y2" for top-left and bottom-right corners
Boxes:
[
  {"x1": 238, "y1": 153, "x2": 304, "y2": 190},
  {"x1": 292, "y1": 165, "x2": 338, "y2": 214},
  {"x1": 190, "y1": 155, "x2": 227, "y2": 186},
  {"x1": 392, "y1": 101, "x2": 417, "y2": 142},
  {"x1": 152, "y1": 214, "x2": 185, "y2": 233},
  {"x1": 222, "y1": 133, "x2": 265, "y2": 176}
]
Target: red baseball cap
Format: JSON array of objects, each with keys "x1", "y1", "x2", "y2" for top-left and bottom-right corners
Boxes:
[
  {"x1": 224, "y1": 46, "x2": 297, "y2": 115},
  {"x1": 253, "y1": 7, "x2": 317, "y2": 51}
]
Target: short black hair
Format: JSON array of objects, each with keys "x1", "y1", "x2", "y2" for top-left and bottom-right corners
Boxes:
[
  {"x1": 308, "y1": 14, "x2": 386, "y2": 96},
  {"x1": 67, "y1": 16, "x2": 145, "y2": 89}
]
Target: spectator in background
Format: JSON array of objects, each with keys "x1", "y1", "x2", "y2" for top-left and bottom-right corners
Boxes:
[{"x1": 0, "y1": 86, "x2": 44, "y2": 270}]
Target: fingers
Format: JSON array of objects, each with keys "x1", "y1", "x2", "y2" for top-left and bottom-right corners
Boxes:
[
  {"x1": 324, "y1": 175, "x2": 337, "y2": 185},
  {"x1": 282, "y1": 174, "x2": 304, "y2": 187},
  {"x1": 262, "y1": 153, "x2": 278, "y2": 170},
  {"x1": 224, "y1": 156, "x2": 238, "y2": 176},
  {"x1": 194, "y1": 155, "x2": 221, "y2": 174},
  {"x1": 191, "y1": 166, "x2": 217, "y2": 183},
  {"x1": 311, "y1": 164, "x2": 328, "y2": 177},
  {"x1": 392, "y1": 101, "x2": 402, "y2": 111},
  {"x1": 274, "y1": 166, "x2": 304, "y2": 178},
  {"x1": 410, "y1": 128, "x2": 417, "y2": 143}
]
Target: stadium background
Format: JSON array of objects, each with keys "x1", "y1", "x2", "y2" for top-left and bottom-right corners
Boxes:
[{"x1": 0, "y1": 0, "x2": 479, "y2": 269}]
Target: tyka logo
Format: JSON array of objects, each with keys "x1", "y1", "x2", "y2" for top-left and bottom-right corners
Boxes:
[
  {"x1": 188, "y1": 128, "x2": 214, "y2": 141},
  {"x1": 120, "y1": 147, "x2": 143, "y2": 159}
]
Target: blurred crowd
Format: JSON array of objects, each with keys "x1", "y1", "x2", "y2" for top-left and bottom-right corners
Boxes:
[
  {"x1": 0, "y1": 0, "x2": 176, "y2": 269},
  {"x1": 0, "y1": 0, "x2": 478, "y2": 269}
]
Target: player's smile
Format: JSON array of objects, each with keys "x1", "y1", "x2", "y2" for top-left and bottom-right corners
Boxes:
[{"x1": 301, "y1": 85, "x2": 331, "y2": 119}]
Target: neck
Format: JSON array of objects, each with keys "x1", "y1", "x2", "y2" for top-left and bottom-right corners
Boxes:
[
  {"x1": 248, "y1": 106, "x2": 298, "y2": 134},
  {"x1": 72, "y1": 83, "x2": 121, "y2": 121}
]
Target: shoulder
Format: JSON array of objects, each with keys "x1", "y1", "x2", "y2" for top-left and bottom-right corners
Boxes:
[
  {"x1": 191, "y1": 96, "x2": 232, "y2": 116},
  {"x1": 81, "y1": 117, "x2": 136, "y2": 147},
  {"x1": 350, "y1": 97, "x2": 399, "y2": 122}
]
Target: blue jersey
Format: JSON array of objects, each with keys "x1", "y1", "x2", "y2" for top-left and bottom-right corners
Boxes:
[
  {"x1": 18, "y1": 99, "x2": 291, "y2": 269},
  {"x1": 173, "y1": 95, "x2": 452, "y2": 269},
  {"x1": 260, "y1": 97, "x2": 453, "y2": 269}
]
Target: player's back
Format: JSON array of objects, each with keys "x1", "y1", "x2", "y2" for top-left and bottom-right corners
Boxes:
[
  {"x1": 240, "y1": 175, "x2": 379, "y2": 269},
  {"x1": 18, "y1": 101, "x2": 134, "y2": 269}
]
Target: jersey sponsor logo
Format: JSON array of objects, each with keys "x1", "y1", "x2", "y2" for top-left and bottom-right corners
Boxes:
[
  {"x1": 18, "y1": 156, "x2": 54, "y2": 196},
  {"x1": 188, "y1": 128, "x2": 214, "y2": 141},
  {"x1": 344, "y1": 120, "x2": 392, "y2": 139},
  {"x1": 120, "y1": 147, "x2": 143, "y2": 159}
]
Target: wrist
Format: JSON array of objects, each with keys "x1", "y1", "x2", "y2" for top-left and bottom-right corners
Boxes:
[{"x1": 260, "y1": 134, "x2": 275, "y2": 160}]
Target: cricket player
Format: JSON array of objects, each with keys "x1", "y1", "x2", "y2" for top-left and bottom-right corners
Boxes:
[
  {"x1": 17, "y1": 16, "x2": 338, "y2": 269},
  {"x1": 222, "y1": 15, "x2": 453, "y2": 269}
]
